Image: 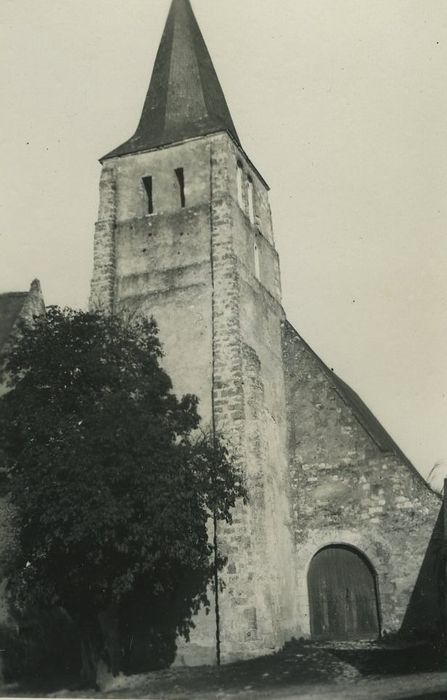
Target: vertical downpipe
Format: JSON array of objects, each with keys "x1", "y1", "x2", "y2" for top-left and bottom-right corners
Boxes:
[
  {"x1": 213, "y1": 513, "x2": 221, "y2": 666},
  {"x1": 443, "y1": 479, "x2": 447, "y2": 641},
  {"x1": 209, "y1": 140, "x2": 221, "y2": 666}
]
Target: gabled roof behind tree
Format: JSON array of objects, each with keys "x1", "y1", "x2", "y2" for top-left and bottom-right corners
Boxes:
[
  {"x1": 0, "y1": 293, "x2": 29, "y2": 353},
  {"x1": 0, "y1": 280, "x2": 45, "y2": 355}
]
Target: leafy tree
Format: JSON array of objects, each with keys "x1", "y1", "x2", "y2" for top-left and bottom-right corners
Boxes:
[{"x1": 0, "y1": 307, "x2": 245, "y2": 686}]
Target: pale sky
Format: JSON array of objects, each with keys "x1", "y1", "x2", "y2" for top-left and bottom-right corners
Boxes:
[{"x1": 1, "y1": 0, "x2": 446, "y2": 481}]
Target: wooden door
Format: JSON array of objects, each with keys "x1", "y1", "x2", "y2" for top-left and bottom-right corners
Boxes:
[{"x1": 308, "y1": 545, "x2": 380, "y2": 640}]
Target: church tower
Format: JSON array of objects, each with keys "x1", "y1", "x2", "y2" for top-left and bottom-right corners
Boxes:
[{"x1": 90, "y1": 0, "x2": 296, "y2": 664}]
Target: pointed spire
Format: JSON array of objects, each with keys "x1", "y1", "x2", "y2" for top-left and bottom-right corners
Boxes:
[{"x1": 103, "y1": 0, "x2": 240, "y2": 160}]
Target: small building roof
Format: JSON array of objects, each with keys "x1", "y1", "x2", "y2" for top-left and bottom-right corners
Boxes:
[
  {"x1": 0, "y1": 293, "x2": 28, "y2": 353},
  {"x1": 102, "y1": 0, "x2": 240, "y2": 161},
  {"x1": 0, "y1": 280, "x2": 44, "y2": 354}
]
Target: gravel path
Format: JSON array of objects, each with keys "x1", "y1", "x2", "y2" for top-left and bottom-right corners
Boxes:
[{"x1": 3, "y1": 639, "x2": 446, "y2": 699}]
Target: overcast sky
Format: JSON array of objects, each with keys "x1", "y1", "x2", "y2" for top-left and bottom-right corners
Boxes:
[{"x1": 1, "y1": 0, "x2": 446, "y2": 482}]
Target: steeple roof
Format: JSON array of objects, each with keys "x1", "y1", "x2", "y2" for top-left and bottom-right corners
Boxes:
[{"x1": 102, "y1": 0, "x2": 240, "y2": 161}]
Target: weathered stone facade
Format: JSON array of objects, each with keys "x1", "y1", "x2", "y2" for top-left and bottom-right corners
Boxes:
[
  {"x1": 282, "y1": 322, "x2": 442, "y2": 639},
  {"x1": 89, "y1": 0, "x2": 442, "y2": 666},
  {"x1": 91, "y1": 132, "x2": 297, "y2": 663}
]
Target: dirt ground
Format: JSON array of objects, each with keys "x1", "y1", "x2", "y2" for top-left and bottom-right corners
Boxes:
[{"x1": 3, "y1": 639, "x2": 447, "y2": 700}]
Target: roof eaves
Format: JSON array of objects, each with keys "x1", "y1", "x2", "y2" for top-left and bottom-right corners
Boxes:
[
  {"x1": 283, "y1": 320, "x2": 436, "y2": 494},
  {"x1": 100, "y1": 129, "x2": 270, "y2": 191}
]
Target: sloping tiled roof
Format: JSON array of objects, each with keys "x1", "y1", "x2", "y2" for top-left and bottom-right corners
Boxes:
[
  {"x1": 329, "y1": 367, "x2": 430, "y2": 486},
  {"x1": 102, "y1": 0, "x2": 240, "y2": 161},
  {"x1": 330, "y1": 372, "x2": 397, "y2": 454},
  {"x1": 0, "y1": 280, "x2": 45, "y2": 358},
  {"x1": 0, "y1": 292, "x2": 28, "y2": 353},
  {"x1": 284, "y1": 320, "x2": 426, "y2": 483}
]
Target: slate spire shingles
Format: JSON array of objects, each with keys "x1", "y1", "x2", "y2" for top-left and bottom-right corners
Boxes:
[{"x1": 102, "y1": 0, "x2": 240, "y2": 161}]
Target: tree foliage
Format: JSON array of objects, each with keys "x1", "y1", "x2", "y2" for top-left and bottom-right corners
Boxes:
[{"x1": 0, "y1": 307, "x2": 245, "y2": 683}]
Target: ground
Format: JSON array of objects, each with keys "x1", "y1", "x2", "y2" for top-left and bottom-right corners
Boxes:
[{"x1": 2, "y1": 639, "x2": 447, "y2": 699}]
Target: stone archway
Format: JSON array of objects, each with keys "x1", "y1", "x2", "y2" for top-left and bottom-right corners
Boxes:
[{"x1": 308, "y1": 545, "x2": 381, "y2": 640}]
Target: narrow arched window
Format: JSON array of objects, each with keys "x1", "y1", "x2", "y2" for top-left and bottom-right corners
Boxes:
[
  {"x1": 247, "y1": 176, "x2": 255, "y2": 224},
  {"x1": 236, "y1": 161, "x2": 244, "y2": 209},
  {"x1": 175, "y1": 168, "x2": 186, "y2": 208}
]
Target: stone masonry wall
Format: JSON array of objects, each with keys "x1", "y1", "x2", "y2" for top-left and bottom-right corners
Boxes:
[
  {"x1": 92, "y1": 131, "x2": 300, "y2": 664},
  {"x1": 282, "y1": 321, "x2": 442, "y2": 638},
  {"x1": 89, "y1": 167, "x2": 117, "y2": 314},
  {"x1": 96, "y1": 138, "x2": 215, "y2": 424},
  {"x1": 208, "y1": 136, "x2": 253, "y2": 662},
  {"x1": 211, "y1": 134, "x2": 297, "y2": 661},
  {"x1": 90, "y1": 133, "x2": 295, "y2": 664}
]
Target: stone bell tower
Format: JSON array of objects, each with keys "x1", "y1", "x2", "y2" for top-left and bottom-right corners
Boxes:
[{"x1": 90, "y1": 0, "x2": 296, "y2": 664}]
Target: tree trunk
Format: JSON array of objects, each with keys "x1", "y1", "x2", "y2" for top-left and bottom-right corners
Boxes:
[
  {"x1": 77, "y1": 607, "x2": 122, "y2": 687},
  {"x1": 98, "y1": 604, "x2": 122, "y2": 678},
  {"x1": 79, "y1": 626, "x2": 100, "y2": 688}
]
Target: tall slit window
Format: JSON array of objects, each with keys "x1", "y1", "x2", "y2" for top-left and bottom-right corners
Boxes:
[
  {"x1": 142, "y1": 176, "x2": 153, "y2": 214},
  {"x1": 254, "y1": 238, "x2": 261, "y2": 280},
  {"x1": 236, "y1": 161, "x2": 244, "y2": 208},
  {"x1": 175, "y1": 167, "x2": 186, "y2": 208},
  {"x1": 247, "y1": 176, "x2": 255, "y2": 224}
]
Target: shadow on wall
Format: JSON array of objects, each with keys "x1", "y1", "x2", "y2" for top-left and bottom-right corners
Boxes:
[{"x1": 399, "y1": 505, "x2": 445, "y2": 640}]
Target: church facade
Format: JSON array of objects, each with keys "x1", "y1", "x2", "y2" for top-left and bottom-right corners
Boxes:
[{"x1": 89, "y1": 0, "x2": 442, "y2": 665}]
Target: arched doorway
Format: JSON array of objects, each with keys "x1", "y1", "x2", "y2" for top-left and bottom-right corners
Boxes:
[{"x1": 308, "y1": 545, "x2": 380, "y2": 640}]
